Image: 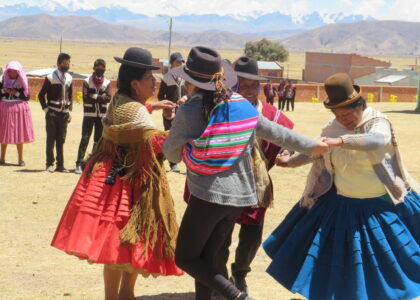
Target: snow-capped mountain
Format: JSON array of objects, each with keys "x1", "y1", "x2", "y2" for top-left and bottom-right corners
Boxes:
[{"x1": 0, "y1": 2, "x2": 375, "y2": 36}]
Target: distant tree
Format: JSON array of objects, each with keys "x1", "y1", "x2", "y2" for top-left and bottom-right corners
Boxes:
[{"x1": 244, "y1": 38, "x2": 289, "y2": 62}]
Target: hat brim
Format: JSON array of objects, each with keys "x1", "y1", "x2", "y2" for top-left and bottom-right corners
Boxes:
[
  {"x1": 114, "y1": 57, "x2": 160, "y2": 70},
  {"x1": 323, "y1": 85, "x2": 362, "y2": 109},
  {"x1": 235, "y1": 71, "x2": 267, "y2": 81},
  {"x1": 171, "y1": 58, "x2": 185, "y2": 64},
  {"x1": 168, "y1": 60, "x2": 237, "y2": 91}
]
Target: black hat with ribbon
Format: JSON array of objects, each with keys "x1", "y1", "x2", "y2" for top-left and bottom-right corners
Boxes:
[{"x1": 168, "y1": 46, "x2": 237, "y2": 91}]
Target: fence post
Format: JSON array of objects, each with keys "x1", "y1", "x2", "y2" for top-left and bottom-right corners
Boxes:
[
  {"x1": 316, "y1": 85, "x2": 320, "y2": 101},
  {"x1": 379, "y1": 86, "x2": 383, "y2": 102},
  {"x1": 415, "y1": 71, "x2": 420, "y2": 112}
]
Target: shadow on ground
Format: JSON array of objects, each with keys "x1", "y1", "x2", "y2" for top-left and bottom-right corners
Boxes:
[
  {"x1": 14, "y1": 169, "x2": 46, "y2": 173},
  {"x1": 383, "y1": 110, "x2": 420, "y2": 114},
  {"x1": 137, "y1": 293, "x2": 195, "y2": 300}
]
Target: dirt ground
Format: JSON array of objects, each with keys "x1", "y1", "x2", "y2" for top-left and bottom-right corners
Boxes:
[{"x1": 0, "y1": 101, "x2": 419, "y2": 300}]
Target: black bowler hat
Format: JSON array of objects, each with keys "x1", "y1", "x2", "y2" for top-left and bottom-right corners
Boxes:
[
  {"x1": 234, "y1": 56, "x2": 266, "y2": 81},
  {"x1": 114, "y1": 47, "x2": 160, "y2": 70},
  {"x1": 323, "y1": 73, "x2": 362, "y2": 109},
  {"x1": 169, "y1": 46, "x2": 237, "y2": 91},
  {"x1": 170, "y1": 52, "x2": 184, "y2": 64}
]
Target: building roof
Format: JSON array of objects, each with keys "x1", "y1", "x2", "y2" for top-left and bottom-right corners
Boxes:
[
  {"x1": 159, "y1": 58, "x2": 169, "y2": 67},
  {"x1": 26, "y1": 68, "x2": 88, "y2": 79},
  {"x1": 376, "y1": 74, "x2": 409, "y2": 83},
  {"x1": 26, "y1": 68, "x2": 56, "y2": 77},
  {"x1": 257, "y1": 61, "x2": 283, "y2": 70}
]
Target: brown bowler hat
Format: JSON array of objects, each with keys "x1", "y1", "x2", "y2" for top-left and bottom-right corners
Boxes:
[{"x1": 323, "y1": 73, "x2": 362, "y2": 109}]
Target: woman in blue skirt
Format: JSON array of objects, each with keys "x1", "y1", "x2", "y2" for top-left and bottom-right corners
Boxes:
[{"x1": 264, "y1": 73, "x2": 420, "y2": 300}]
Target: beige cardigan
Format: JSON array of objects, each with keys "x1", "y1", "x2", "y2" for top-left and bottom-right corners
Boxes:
[{"x1": 288, "y1": 107, "x2": 418, "y2": 208}]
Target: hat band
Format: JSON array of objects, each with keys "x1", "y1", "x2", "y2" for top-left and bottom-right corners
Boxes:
[
  {"x1": 324, "y1": 90, "x2": 361, "y2": 109},
  {"x1": 184, "y1": 65, "x2": 225, "y2": 81},
  {"x1": 184, "y1": 65, "x2": 226, "y2": 91}
]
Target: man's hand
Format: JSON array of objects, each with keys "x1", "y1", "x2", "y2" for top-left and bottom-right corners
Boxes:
[
  {"x1": 311, "y1": 137, "x2": 329, "y2": 156},
  {"x1": 151, "y1": 100, "x2": 176, "y2": 111},
  {"x1": 275, "y1": 150, "x2": 291, "y2": 167},
  {"x1": 67, "y1": 114, "x2": 72, "y2": 123},
  {"x1": 324, "y1": 137, "x2": 343, "y2": 148},
  {"x1": 89, "y1": 93, "x2": 98, "y2": 100}
]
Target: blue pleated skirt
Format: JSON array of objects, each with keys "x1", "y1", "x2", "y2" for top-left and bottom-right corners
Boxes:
[{"x1": 263, "y1": 188, "x2": 420, "y2": 300}]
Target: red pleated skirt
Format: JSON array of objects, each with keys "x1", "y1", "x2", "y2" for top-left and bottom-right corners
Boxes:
[{"x1": 51, "y1": 159, "x2": 183, "y2": 277}]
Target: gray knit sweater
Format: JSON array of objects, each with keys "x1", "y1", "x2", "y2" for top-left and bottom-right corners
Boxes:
[{"x1": 163, "y1": 94, "x2": 317, "y2": 207}]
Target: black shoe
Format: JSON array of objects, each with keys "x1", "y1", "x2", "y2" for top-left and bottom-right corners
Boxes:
[
  {"x1": 55, "y1": 167, "x2": 70, "y2": 173},
  {"x1": 74, "y1": 164, "x2": 83, "y2": 174},
  {"x1": 0, "y1": 160, "x2": 5, "y2": 165},
  {"x1": 231, "y1": 276, "x2": 248, "y2": 295}
]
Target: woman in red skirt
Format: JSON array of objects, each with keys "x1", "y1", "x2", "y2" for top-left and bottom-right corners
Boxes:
[{"x1": 51, "y1": 48, "x2": 182, "y2": 300}]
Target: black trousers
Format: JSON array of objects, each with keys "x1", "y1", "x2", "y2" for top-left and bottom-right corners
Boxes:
[
  {"x1": 215, "y1": 223, "x2": 264, "y2": 280},
  {"x1": 76, "y1": 116, "x2": 103, "y2": 165},
  {"x1": 45, "y1": 110, "x2": 69, "y2": 167},
  {"x1": 265, "y1": 97, "x2": 274, "y2": 105},
  {"x1": 285, "y1": 97, "x2": 295, "y2": 111},
  {"x1": 175, "y1": 195, "x2": 244, "y2": 300},
  {"x1": 278, "y1": 98, "x2": 286, "y2": 111}
]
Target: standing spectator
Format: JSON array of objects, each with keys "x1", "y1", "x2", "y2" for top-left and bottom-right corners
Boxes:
[
  {"x1": 157, "y1": 52, "x2": 187, "y2": 173},
  {"x1": 0, "y1": 61, "x2": 34, "y2": 166},
  {"x1": 285, "y1": 80, "x2": 296, "y2": 111},
  {"x1": 277, "y1": 80, "x2": 286, "y2": 111},
  {"x1": 39, "y1": 53, "x2": 72, "y2": 173},
  {"x1": 75, "y1": 59, "x2": 111, "y2": 174},
  {"x1": 263, "y1": 79, "x2": 276, "y2": 105}
]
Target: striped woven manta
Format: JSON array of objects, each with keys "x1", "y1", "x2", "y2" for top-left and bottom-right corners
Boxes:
[{"x1": 182, "y1": 92, "x2": 259, "y2": 175}]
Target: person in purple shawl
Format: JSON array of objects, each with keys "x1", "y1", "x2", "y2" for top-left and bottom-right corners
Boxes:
[{"x1": 0, "y1": 61, "x2": 34, "y2": 166}]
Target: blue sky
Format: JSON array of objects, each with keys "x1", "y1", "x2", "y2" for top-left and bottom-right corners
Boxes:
[{"x1": 1, "y1": 0, "x2": 420, "y2": 21}]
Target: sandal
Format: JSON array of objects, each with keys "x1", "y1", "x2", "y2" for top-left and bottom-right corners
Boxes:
[{"x1": 18, "y1": 161, "x2": 25, "y2": 167}]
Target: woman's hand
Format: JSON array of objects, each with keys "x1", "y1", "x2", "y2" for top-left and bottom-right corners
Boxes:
[
  {"x1": 311, "y1": 137, "x2": 329, "y2": 156},
  {"x1": 177, "y1": 95, "x2": 188, "y2": 106},
  {"x1": 324, "y1": 137, "x2": 343, "y2": 148},
  {"x1": 9, "y1": 89, "x2": 18, "y2": 96},
  {"x1": 163, "y1": 106, "x2": 176, "y2": 120},
  {"x1": 275, "y1": 150, "x2": 291, "y2": 167}
]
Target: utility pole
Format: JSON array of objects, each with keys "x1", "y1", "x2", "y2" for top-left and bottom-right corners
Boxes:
[
  {"x1": 416, "y1": 66, "x2": 420, "y2": 112},
  {"x1": 168, "y1": 17, "x2": 172, "y2": 71},
  {"x1": 59, "y1": 35, "x2": 63, "y2": 53}
]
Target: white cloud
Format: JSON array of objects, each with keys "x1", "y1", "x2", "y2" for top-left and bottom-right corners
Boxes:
[
  {"x1": 338, "y1": 0, "x2": 353, "y2": 6},
  {"x1": 66, "y1": 0, "x2": 312, "y2": 18},
  {"x1": 388, "y1": 0, "x2": 420, "y2": 21},
  {"x1": 2, "y1": 0, "x2": 420, "y2": 21},
  {"x1": 352, "y1": 0, "x2": 387, "y2": 18}
]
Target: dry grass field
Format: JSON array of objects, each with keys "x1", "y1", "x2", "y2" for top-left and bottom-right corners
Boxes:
[
  {"x1": 0, "y1": 100, "x2": 419, "y2": 300},
  {"x1": 0, "y1": 38, "x2": 418, "y2": 80}
]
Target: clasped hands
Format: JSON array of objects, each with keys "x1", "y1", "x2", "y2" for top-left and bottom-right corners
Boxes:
[{"x1": 276, "y1": 137, "x2": 344, "y2": 167}]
